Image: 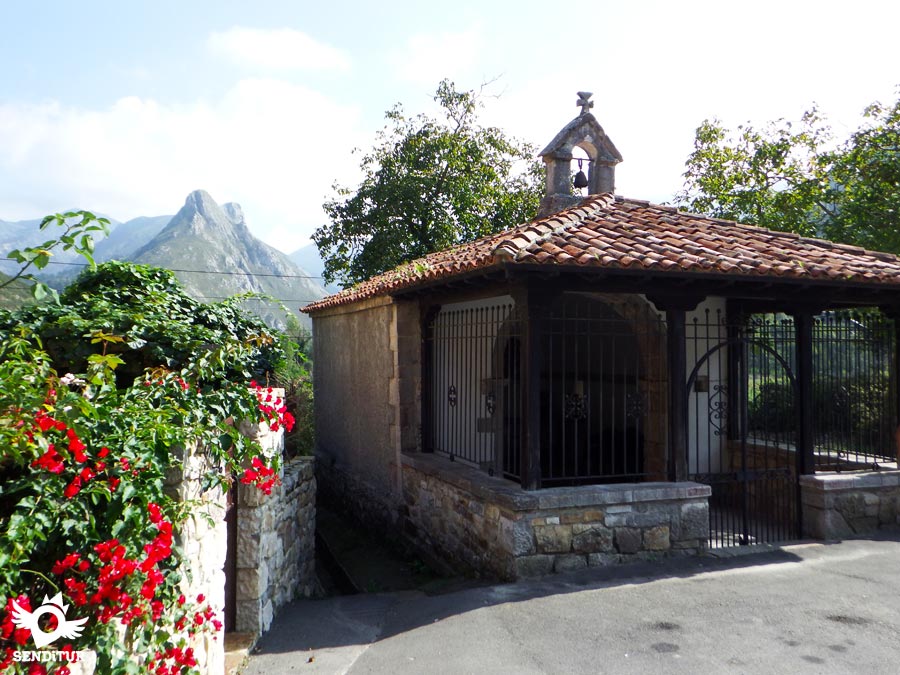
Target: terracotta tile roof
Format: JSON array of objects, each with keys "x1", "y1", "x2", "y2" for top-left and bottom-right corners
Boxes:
[{"x1": 303, "y1": 194, "x2": 900, "y2": 313}]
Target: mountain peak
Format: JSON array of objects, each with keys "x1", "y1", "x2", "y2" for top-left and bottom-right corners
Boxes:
[
  {"x1": 222, "y1": 202, "x2": 244, "y2": 225},
  {"x1": 183, "y1": 189, "x2": 222, "y2": 219}
]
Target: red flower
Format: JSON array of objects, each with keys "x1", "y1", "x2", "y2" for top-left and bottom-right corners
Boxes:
[
  {"x1": 32, "y1": 445, "x2": 65, "y2": 474},
  {"x1": 52, "y1": 553, "x2": 82, "y2": 575},
  {"x1": 67, "y1": 428, "x2": 88, "y2": 462},
  {"x1": 64, "y1": 477, "x2": 82, "y2": 499},
  {"x1": 64, "y1": 577, "x2": 89, "y2": 606},
  {"x1": 98, "y1": 446, "x2": 109, "y2": 458},
  {"x1": 283, "y1": 412, "x2": 296, "y2": 432}
]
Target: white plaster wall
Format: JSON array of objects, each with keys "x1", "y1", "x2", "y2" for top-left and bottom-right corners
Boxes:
[
  {"x1": 431, "y1": 295, "x2": 514, "y2": 468},
  {"x1": 686, "y1": 297, "x2": 729, "y2": 474}
]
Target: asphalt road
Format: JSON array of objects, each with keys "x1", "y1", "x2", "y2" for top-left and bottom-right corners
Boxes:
[{"x1": 245, "y1": 536, "x2": 900, "y2": 674}]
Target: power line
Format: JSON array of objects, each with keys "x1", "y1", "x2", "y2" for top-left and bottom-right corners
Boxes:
[{"x1": 43, "y1": 260, "x2": 326, "y2": 280}]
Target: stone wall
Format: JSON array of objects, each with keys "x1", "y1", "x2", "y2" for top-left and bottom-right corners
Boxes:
[
  {"x1": 168, "y1": 405, "x2": 317, "y2": 675},
  {"x1": 313, "y1": 296, "x2": 422, "y2": 539},
  {"x1": 313, "y1": 297, "x2": 409, "y2": 523},
  {"x1": 168, "y1": 446, "x2": 228, "y2": 675},
  {"x1": 800, "y1": 471, "x2": 900, "y2": 539},
  {"x1": 400, "y1": 453, "x2": 710, "y2": 580},
  {"x1": 236, "y1": 456, "x2": 317, "y2": 634}
]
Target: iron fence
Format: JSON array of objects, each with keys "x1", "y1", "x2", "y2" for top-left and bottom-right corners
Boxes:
[
  {"x1": 747, "y1": 311, "x2": 897, "y2": 470},
  {"x1": 538, "y1": 295, "x2": 667, "y2": 486},
  {"x1": 687, "y1": 310, "x2": 800, "y2": 546},
  {"x1": 428, "y1": 299, "x2": 898, "y2": 496},
  {"x1": 811, "y1": 311, "x2": 897, "y2": 469},
  {"x1": 428, "y1": 300, "x2": 522, "y2": 479},
  {"x1": 427, "y1": 294, "x2": 667, "y2": 487}
]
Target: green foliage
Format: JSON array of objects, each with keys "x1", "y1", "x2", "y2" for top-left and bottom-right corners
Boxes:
[
  {"x1": 824, "y1": 98, "x2": 900, "y2": 252},
  {"x1": 0, "y1": 211, "x2": 110, "y2": 304},
  {"x1": 315, "y1": 80, "x2": 543, "y2": 287},
  {"x1": 1, "y1": 260, "x2": 285, "y2": 388},
  {"x1": 676, "y1": 90, "x2": 900, "y2": 253},
  {"x1": 748, "y1": 381, "x2": 795, "y2": 432}
]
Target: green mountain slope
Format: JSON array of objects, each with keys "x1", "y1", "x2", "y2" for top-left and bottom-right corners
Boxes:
[
  {"x1": 132, "y1": 191, "x2": 326, "y2": 329},
  {"x1": 0, "y1": 271, "x2": 32, "y2": 310}
]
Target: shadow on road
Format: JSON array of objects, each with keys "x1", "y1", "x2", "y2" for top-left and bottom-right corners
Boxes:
[{"x1": 253, "y1": 542, "x2": 810, "y2": 655}]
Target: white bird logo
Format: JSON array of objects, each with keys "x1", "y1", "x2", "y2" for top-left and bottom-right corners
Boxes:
[{"x1": 10, "y1": 592, "x2": 89, "y2": 648}]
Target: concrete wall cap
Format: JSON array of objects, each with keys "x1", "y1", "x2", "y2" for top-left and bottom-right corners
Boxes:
[{"x1": 402, "y1": 452, "x2": 711, "y2": 511}]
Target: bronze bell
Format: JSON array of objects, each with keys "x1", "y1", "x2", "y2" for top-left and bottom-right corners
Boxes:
[{"x1": 573, "y1": 170, "x2": 589, "y2": 189}]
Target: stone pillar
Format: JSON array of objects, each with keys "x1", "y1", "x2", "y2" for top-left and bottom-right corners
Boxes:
[
  {"x1": 235, "y1": 456, "x2": 316, "y2": 635},
  {"x1": 800, "y1": 471, "x2": 900, "y2": 539},
  {"x1": 167, "y1": 444, "x2": 227, "y2": 675}
]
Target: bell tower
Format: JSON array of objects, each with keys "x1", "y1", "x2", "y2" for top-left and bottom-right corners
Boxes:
[{"x1": 537, "y1": 92, "x2": 622, "y2": 216}]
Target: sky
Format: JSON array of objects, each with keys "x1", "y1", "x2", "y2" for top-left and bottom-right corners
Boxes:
[{"x1": 1, "y1": 0, "x2": 898, "y2": 254}]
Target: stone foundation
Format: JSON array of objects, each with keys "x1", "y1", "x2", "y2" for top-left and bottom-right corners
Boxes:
[
  {"x1": 400, "y1": 453, "x2": 710, "y2": 580},
  {"x1": 236, "y1": 456, "x2": 317, "y2": 634},
  {"x1": 800, "y1": 471, "x2": 900, "y2": 539}
]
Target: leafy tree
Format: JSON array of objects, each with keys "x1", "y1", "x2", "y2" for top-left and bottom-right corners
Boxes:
[
  {"x1": 675, "y1": 91, "x2": 900, "y2": 253},
  {"x1": 316, "y1": 80, "x2": 543, "y2": 287},
  {"x1": 825, "y1": 98, "x2": 900, "y2": 252}
]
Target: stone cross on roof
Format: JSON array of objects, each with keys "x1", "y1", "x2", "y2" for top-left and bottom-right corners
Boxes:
[{"x1": 577, "y1": 91, "x2": 594, "y2": 116}]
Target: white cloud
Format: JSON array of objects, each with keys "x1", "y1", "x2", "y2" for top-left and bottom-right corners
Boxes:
[
  {"x1": 208, "y1": 27, "x2": 351, "y2": 72},
  {"x1": 0, "y1": 80, "x2": 365, "y2": 253},
  {"x1": 389, "y1": 26, "x2": 481, "y2": 85}
]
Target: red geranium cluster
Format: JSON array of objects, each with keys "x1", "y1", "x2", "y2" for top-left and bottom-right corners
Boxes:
[
  {"x1": 27, "y1": 407, "x2": 115, "y2": 500},
  {"x1": 1, "y1": 596, "x2": 31, "y2": 648},
  {"x1": 250, "y1": 383, "x2": 295, "y2": 433},
  {"x1": 148, "y1": 644, "x2": 197, "y2": 674},
  {"x1": 240, "y1": 456, "x2": 278, "y2": 495},
  {"x1": 46, "y1": 504, "x2": 172, "y2": 631}
]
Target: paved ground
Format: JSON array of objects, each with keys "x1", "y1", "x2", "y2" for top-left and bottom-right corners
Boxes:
[{"x1": 245, "y1": 535, "x2": 900, "y2": 674}]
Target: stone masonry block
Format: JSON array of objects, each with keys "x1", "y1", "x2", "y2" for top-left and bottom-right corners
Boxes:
[
  {"x1": 643, "y1": 525, "x2": 670, "y2": 551},
  {"x1": 588, "y1": 553, "x2": 623, "y2": 567},
  {"x1": 572, "y1": 524, "x2": 613, "y2": 553},
  {"x1": 675, "y1": 502, "x2": 709, "y2": 541},
  {"x1": 534, "y1": 525, "x2": 573, "y2": 553},
  {"x1": 615, "y1": 527, "x2": 641, "y2": 554},
  {"x1": 554, "y1": 554, "x2": 588, "y2": 573},
  {"x1": 515, "y1": 555, "x2": 555, "y2": 578},
  {"x1": 605, "y1": 512, "x2": 664, "y2": 529},
  {"x1": 503, "y1": 518, "x2": 536, "y2": 556}
]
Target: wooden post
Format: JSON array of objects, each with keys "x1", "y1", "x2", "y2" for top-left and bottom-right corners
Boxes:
[
  {"x1": 894, "y1": 321, "x2": 900, "y2": 461},
  {"x1": 666, "y1": 308, "x2": 688, "y2": 482},
  {"x1": 420, "y1": 304, "x2": 440, "y2": 453},
  {"x1": 512, "y1": 283, "x2": 548, "y2": 491},
  {"x1": 881, "y1": 307, "x2": 900, "y2": 462},
  {"x1": 648, "y1": 294, "x2": 704, "y2": 483},
  {"x1": 792, "y1": 310, "x2": 816, "y2": 475},
  {"x1": 725, "y1": 302, "x2": 745, "y2": 442}
]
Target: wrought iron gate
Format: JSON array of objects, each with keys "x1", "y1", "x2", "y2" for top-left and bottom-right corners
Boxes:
[{"x1": 686, "y1": 314, "x2": 800, "y2": 547}]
